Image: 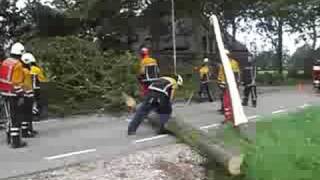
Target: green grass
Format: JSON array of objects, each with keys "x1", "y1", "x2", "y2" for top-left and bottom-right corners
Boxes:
[
  {"x1": 244, "y1": 108, "x2": 320, "y2": 180},
  {"x1": 207, "y1": 107, "x2": 320, "y2": 180}
]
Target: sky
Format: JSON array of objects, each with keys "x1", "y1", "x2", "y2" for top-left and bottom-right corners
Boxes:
[{"x1": 17, "y1": 0, "x2": 318, "y2": 56}]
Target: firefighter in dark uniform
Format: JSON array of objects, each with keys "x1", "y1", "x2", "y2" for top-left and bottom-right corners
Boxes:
[
  {"x1": 198, "y1": 58, "x2": 213, "y2": 102},
  {"x1": 128, "y1": 75, "x2": 183, "y2": 135},
  {"x1": 242, "y1": 55, "x2": 257, "y2": 107}
]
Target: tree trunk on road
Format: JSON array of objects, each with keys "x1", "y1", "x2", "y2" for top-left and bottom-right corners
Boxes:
[{"x1": 148, "y1": 113, "x2": 244, "y2": 176}]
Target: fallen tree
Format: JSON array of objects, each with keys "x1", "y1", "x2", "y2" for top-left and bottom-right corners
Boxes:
[
  {"x1": 148, "y1": 113, "x2": 244, "y2": 176},
  {"x1": 26, "y1": 36, "x2": 139, "y2": 115}
]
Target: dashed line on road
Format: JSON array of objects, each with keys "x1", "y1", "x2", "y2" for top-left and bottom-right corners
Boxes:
[
  {"x1": 200, "y1": 123, "x2": 220, "y2": 130},
  {"x1": 248, "y1": 115, "x2": 260, "y2": 120},
  {"x1": 134, "y1": 135, "x2": 169, "y2": 143},
  {"x1": 299, "y1": 103, "x2": 311, "y2": 109},
  {"x1": 34, "y1": 119, "x2": 59, "y2": 124},
  {"x1": 272, "y1": 109, "x2": 287, "y2": 114},
  {"x1": 44, "y1": 149, "x2": 97, "y2": 160}
]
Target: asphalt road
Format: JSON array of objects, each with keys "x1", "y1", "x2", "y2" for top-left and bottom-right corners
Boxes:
[{"x1": 0, "y1": 85, "x2": 320, "y2": 179}]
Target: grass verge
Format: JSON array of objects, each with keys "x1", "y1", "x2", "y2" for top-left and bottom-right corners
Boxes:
[{"x1": 207, "y1": 107, "x2": 320, "y2": 180}]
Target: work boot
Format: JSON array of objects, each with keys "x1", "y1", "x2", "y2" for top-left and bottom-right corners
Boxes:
[
  {"x1": 27, "y1": 122, "x2": 38, "y2": 137},
  {"x1": 127, "y1": 131, "x2": 136, "y2": 136},
  {"x1": 242, "y1": 99, "x2": 248, "y2": 106},
  {"x1": 21, "y1": 129, "x2": 29, "y2": 138},
  {"x1": 157, "y1": 124, "x2": 168, "y2": 135},
  {"x1": 11, "y1": 137, "x2": 27, "y2": 149},
  {"x1": 218, "y1": 108, "x2": 224, "y2": 114},
  {"x1": 21, "y1": 122, "x2": 29, "y2": 138},
  {"x1": 6, "y1": 131, "x2": 10, "y2": 145},
  {"x1": 252, "y1": 100, "x2": 257, "y2": 108}
]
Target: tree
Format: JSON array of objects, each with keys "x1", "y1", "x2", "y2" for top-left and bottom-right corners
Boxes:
[
  {"x1": 0, "y1": 0, "x2": 25, "y2": 46},
  {"x1": 246, "y1": 0, "x2": 297, "y2": 74},
  {"x1": 254, "y1": 51, "x2": 278, "y2": 69},
  {"x1": 287, "y1": 1, "x2": 320, "y2": 50},
  {"x1": 289, "y1": 44, "x2": 315, "y2": 78},
  {"x1": 23, "y1": 1, "x2": 80, "y2": 38}
]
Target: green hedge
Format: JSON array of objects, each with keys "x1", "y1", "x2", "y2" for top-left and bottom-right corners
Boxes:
[{"x1": 27, "y1": 36, "x2": 139, "y2": 116}]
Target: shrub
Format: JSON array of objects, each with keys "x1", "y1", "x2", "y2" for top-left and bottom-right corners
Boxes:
[{"x1": 27, "y1": 36, "x2": 139, "y2": 115}]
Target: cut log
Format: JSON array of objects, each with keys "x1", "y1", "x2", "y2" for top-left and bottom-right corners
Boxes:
[{"x1": 148, "y1": 113, "x2": 244, "y2": 176}]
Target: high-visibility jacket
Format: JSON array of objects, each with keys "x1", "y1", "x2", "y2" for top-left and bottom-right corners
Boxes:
[
  {"x1": 139, "y1": 57, "x2": 159, "y2": 82},
  {"x1": 199, "y1": 65, "x2": 210, "y2": 82},
  {"x1": 22, "y1": 67, "x2": 34, "y2": 97},
  {"x1": 217, "y1": 58, "x2": 240, "y2": 84},
  {"x1": 0, "y1": 58, "x2": 24, "y2": 95},
  {"x1": 30, "y1": 65, "x2": 47, "y2": 90},
  {"x1": 149, "y1": 77, "x2": 178, "y2": 100}
]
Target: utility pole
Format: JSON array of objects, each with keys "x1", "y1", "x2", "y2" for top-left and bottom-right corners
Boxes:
[{"x1": 171, "y1": 0, "x2": 177, "y2": 74}]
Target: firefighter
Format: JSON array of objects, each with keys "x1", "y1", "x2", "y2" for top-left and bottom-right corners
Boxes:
[
  {"x1": 0, "y1": 42, "x2": 27, "y2": 148},
  {"x1": 198, "y1": 58, "x2": 213, "y2": 102},
  {"x1": 20, "y1": 53, "x2": 37, "y2": 137},
  {"x1": 217, "y1": 50, "x2": 240, "y2": 122},
  {"x1": 128, "y1": 74, "x2": 183, "y2": 135},
  {"x1": 137, "y1": 47, "x2": 160, "y2": 98},
  {"x1": 29, "y1": 54, "x2": 48, "y2": 119},
  {"x1": 242, "y1": 55, "x2": 257, "y2": 107}
]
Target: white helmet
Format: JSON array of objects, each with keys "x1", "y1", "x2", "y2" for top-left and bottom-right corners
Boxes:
[
  {"x1": 21, "y1": 53, "x2": 36, "y2": 64},
  {"x1": 10, "y1": 42, "x2": 25, "y2": 56},
  {"x1": 225, "y1": 49, "x2": 230, "y2": 55},
  {"x1": 177, "y1": 74, "x2": 183, "y2": 86},
  {"x1": 203, "y1": 58, "x2": 209, "y2": 63}
]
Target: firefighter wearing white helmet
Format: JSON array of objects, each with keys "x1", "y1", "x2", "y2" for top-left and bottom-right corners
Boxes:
[
  {"x1": 128, "y1": 74, "x2": 183, "y2": 135},
  {"x1": 24, "y1": 53, "x2": 48, "y2": 121},
  {"x1": 21, "y1": 53, "x2": 39, "y2": 137},
  {"x1": 0, "y1": 42, "x2": 27, "y2": 148},
  {"x1": 10, "y1": 42, "x2": 25, "y2": 56},
  {"x1": 198, "y1": 57, "x2": 213, "y2": 102}
]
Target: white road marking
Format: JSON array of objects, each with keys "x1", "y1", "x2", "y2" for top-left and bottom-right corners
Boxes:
[
  {"x1": 125, "y1": 118, "x2": 131, "y2": 123},
  {"x1": 200, "y1": 123, "x2": 220, "y2": 130},
  {"x1": 34, "y1": 119, "x2": 59, "y2": 124},
  {"x1": 134, "y1": 135, "x2": 169, "y2": 143},
  {"x1": 272, "y1": 109, "x2": 287, "y2": 114},
  {"x1": 299, "y1": 104, "x2": 311, "y2": 109},
  {"x1": 44, "y1": 149, "x2": 97, "y2": 160},
  {"x1": 248, "y1": 115, "x2": 260, "y2": 120}
]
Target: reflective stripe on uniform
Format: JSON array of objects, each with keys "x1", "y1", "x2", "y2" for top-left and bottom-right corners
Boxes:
[
  {"x1": 10, "y1": 128, "x2": 19, "y2": 131},
  {"x1": 24, "y1": 90, "x2": 34, "y2": 97},
  {"x1": 149, "y1": 86, "x2": 169, "y2": 96},
  {"x1": 1, "y1": 92, "x2": 17, "y2": 96},
  {"x1": 0, "y1": 78, "x2": 12, "y2": 84},
  {"x1": 10, "y1": 132, "x2": 19, "y2": 136}
]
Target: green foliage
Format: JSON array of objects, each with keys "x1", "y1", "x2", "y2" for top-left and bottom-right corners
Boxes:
[
  {"x1": 288, "y1": 44, "x2": 315, "y2": 78},
  {"x1": 0, "y1": 0, "x2": 25, "y2": 45},
  {"x1": 256, "y1": 72, "x2": 286, "y2": 85},
  {"x1": 243, "y1": 107, "x2": 320, "y2": 180},
  {"x1": 25, "y1": 2, "x2": 80, "y2": 37},
  {"x1": 27, "y1": 36, "x2": 139, "y2": 115}
]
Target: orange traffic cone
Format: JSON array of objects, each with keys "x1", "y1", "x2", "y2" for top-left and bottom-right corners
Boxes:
[{"x1": 298, "y1": 82, "x2": 303, "y2": 92}]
